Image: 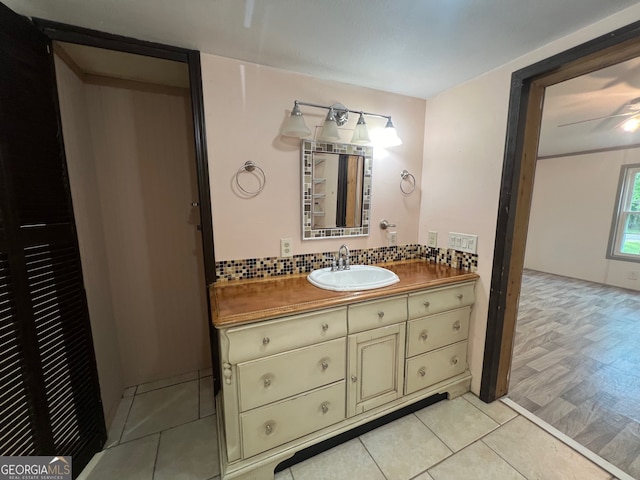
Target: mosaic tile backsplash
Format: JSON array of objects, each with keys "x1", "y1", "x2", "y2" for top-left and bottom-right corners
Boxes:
[{"x1": 215, "y1": 244, "x2": 478, "y2": 282}]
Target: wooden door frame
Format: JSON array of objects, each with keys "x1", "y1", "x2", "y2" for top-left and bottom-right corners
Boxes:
[
  {"x1": 30, "y1": 18, "x2": 221, "y2": 391},
  {"x1": 32, "y1": 18, "x2": 216, "y2": 285},
  {"x1": 480, "y1": 19, "x2": 640, "y2": 402}
]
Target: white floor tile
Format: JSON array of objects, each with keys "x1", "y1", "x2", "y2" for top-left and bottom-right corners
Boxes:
[
  {"x1": 462, "y1": 393, "x2": 518, "y2": 424},
  {"x1": 360, "y1": 415, "x2": 452, "y2": 480},
  {"x1": 85, "y1": 434, "x2": 158, "y2": 480},
  {"x1": 411, "y1": 472, "x2": 435, "y2": 480},
  {"x1": 121, "y1": 380, "x2": 199, "y2": 442},
  {"x1": 483, "y1": 416, "x2": 612, "y2": 480},
  {"x1": 136, "y1": 371, "x2": 198, "y2": 394},
  {"x1": 274, "y1": 468, "x2": 293, "y2": 480},
  {"x1": 429, "y1": 442, "x2": 526, "y2": 480},
  {"x1": 200, "y1": 376, "x2": 215, "y2": 417},
  {"x1": 123, "y1": 386, "x2": 137, "y2": 397},
  {"x1": 290, "y1": 438, "x2": 385, "y2": 480},
  {"x1": 105, "y1": 396, "x2": 133, "y2": 448},
  {"x1": 76, "y1": 451, "x2": 105, "y2": 480},
  {"x1": 415, "y1": 397, "x2": 499, "y2": 452},
  {"x1": 154, "y1": 416, "x2": 219, "y2": 480}
]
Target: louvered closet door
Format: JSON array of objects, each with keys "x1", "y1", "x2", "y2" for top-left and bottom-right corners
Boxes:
[{"x1": 0, "y1": 2, "x2": 106, "y2": 475}]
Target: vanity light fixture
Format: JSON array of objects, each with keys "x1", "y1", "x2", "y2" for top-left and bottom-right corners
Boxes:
[
  {"x1": 351, "y1": 113, "x2": 371, "y2": 144},
  {"x1": 622, "y1": 116, "x2": 640, "y2": 133},
  {"x1": 280, "y1": 101, "x2": 312, "y2": 137},
  {"x1": 379, "y1": 117, "x2": 403, "y2": 147},
  {"x1": 279, "y1": 100, "x2": 402, "y2": 147},
  {"x1": 318, "y1": 107, "x2": 341, "y2": 141}
]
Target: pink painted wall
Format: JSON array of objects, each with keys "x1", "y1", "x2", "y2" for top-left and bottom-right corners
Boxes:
[
  {"x1": 420, "y1": 4, "x2": 640, "y2": 394},
  {"x1": 200, "y1": 54, "x2": 426, "y2": 261}
]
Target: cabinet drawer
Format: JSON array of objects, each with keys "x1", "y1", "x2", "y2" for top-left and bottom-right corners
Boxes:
[
  {"x1": 408, "y1": 282, "x2": 475, "y2": 319},
  {"x1": 406, "y1": 307, "x2": 470, "y2": 357},
  {"x1": 226, "y1": 307, "x2": 347, "y2": 364},
  {"x1": 405, "y1": 341, "x2": 468, "y2": 395},
  {"x1": 240, "y1": 381, "x2": 345, "y2": 458},
  {"x1": 348, "y1": 296, "x2": 407, "y2": 333},
  {"x1": 238, "y1": 338, "x2": 346, "y2": 412}
]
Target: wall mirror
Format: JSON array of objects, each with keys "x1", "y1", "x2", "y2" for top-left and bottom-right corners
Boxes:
[{"x1": 302, "y1": 140, "x2": 372, "y2": 240}]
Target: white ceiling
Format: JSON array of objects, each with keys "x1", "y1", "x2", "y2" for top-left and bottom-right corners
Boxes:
[
  {"x1": 6, "y1": 0, "x2": 640, "y2": 157},
  {"x1": 539, "y1": 57, "x2": 640, "y2": 157},
  {"x1": 4, "y1": 0, "x2": 639, "y2": 99}
]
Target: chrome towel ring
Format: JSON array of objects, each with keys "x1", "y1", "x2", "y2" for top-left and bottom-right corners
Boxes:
[
  {"x1": 235, "y1": 161, "x2": 266, "y2": 196},
  {"x1": 400, "y1": 170, "x2": 416, "y2": 194}
]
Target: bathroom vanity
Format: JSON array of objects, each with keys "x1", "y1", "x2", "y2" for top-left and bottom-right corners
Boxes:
[{"x1": 210, "y1": 260, "x2": 478, "y2": 480}]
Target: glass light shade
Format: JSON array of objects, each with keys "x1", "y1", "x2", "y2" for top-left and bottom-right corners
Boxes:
[
  {"x1": 280, "y1": 103, "x2": 312, "y2": 137},
  {"x1": 622, "y1": 117, "x2": 640, "y2": 133},
  {"x1": 351, "y1": 113, "x2": 371, "y2": 144},
  {"x1": 318, "y1": 108, "x2": 340, "y2": 141},
  {"x1": 378, "y1": 117, "x2": 402, "y2": 147}
]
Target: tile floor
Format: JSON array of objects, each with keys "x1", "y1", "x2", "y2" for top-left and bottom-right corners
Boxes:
[
  {"x1": 78, "y1": 370, "x2": 621, "y2": 480},
  {"x1": 510, "y1": 270, "x2": 640, "y2": 478}
]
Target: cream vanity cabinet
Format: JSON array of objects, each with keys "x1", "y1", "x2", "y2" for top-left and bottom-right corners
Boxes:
[
  {"x1": 347, "y1": 296, "x2": 406, "y2": 416},
  {"x1": 215, "y1": 280, "x2": 475, "y2": 480},
  {"x1": 405, "y1": 283, "x2": 475, "y2": 394}
]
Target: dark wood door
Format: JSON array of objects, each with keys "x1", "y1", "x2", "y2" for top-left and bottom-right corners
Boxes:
[{"x1": 0, "y1": 2, "x2": 106, "y2": 475}]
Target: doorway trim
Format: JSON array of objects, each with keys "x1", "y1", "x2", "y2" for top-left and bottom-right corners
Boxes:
[
  {"x1": 480, "y1": 18, "x2": 640, "y2": 402},
  {"x1": 33, "y1": 18, "x2": 217, "y2": 285},
  {"x1": 31, "y1": 18, "x2": 221, "y2": 392}
]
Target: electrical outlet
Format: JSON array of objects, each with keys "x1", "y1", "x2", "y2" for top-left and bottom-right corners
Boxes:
[
  {"x1": 628, "y1": 271, "x2": 638, "y2": 280},
  {"x1": 388, "y1": 231, "x2": 398, "y2": 247},
  {"x1": 280, "y1": 238, "x2": 293, "y2": 257},
  {"x1": 448, "y1": 232, "x2": 478, "y2": 254},
  {"x1": 427, "y1": 231, "x2": 438, "y2": 248}
]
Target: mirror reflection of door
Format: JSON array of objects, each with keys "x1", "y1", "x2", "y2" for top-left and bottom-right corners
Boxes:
[{"x1": 313, "y1": 152, "x2": 364, "y2": 228}]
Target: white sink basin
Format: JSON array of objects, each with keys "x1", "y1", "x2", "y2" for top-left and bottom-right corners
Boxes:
[{"x1": 307, "y1": 265, "x2": 400, "y2": 291}]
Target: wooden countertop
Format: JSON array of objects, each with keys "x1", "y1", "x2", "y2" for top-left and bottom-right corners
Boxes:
[{"x1": 210, "y1": 260, "x2": 479, "y2": 328}]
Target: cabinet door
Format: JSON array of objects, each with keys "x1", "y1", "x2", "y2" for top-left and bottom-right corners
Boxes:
[{"x1": 347, "y1": 323, "x2": 406, "y2": 417}]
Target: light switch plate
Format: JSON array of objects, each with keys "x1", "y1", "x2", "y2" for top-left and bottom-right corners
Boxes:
[
  {"x1": 448, "y1": 232, "x2": 478, "y2": 254},
  {"x1": 427, "y1": 231, "x2": 438, "y2": 248},
  {"x1": 280, "y1": 238, "x2": 293, "y2": 257}
]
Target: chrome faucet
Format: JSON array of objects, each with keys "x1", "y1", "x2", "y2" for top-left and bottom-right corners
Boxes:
[{"x1": 338, "y1": 244, "x2": 350, "y2": 270}]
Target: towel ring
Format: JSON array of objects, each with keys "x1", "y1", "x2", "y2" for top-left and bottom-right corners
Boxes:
[
  {"x1": 400, "y1": 170, "x2": 416, "y2": 194},
  {"x1": 235, "y1": 161, "x2": 266, "y2": 196}
]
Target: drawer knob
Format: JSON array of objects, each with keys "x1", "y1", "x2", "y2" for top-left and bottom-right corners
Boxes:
[
  {"x1": 351, "y1": 375, "x2": 357, "y2": 383},
  {"x1": 265, "y1": 423, "x2": 274, "y2": 435},
  {"x1": 453, "y1": 321, "x2": 461, "y2": 332},
  {"x1": 321, "y1": 323, "x2": 329, "y2": 331},
  {"x1": 456, "y1": 293, "x2": 464, "y2": 300},
  {"x1": 263, "y1": 378, "x2": 271, "y2": 388},
  {"x1": 321, "y1": 361, "x2": 329, "y2": 370},
  {"x1": 377, "y1": 311, "x2": 385, "y2": 319},
  {"x1": 262, "y1": 337, "x2": 270, "y2": 345},
  {"x1": 423, "y1": 301, "x2": 430, "y2": 308},
  {"x1": 419, "y1": 368, "x2": 426, "y2": 377},
  {"x1": 420, "y1": 331, "x2": 428, "y2": 341},
  {"x1": 321, "y1": 402, "x2": 329, "y2": 414},
  {"x1": 451, "y1": 356, "x2": 459, "y2": 366}
]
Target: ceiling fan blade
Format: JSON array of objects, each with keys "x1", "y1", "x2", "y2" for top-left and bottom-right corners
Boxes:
[{"x1": 557, "y1": 111, "x2": 635, "y2": 128}]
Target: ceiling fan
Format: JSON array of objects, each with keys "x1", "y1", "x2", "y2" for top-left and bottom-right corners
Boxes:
[{"x1": 557, "y1": 96, "x2": 640, "y2": 129}]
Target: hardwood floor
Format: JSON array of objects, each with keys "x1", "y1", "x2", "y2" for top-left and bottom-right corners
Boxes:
[{"x1": 509, "y1": 269, "x2": 640, "y2": 478}]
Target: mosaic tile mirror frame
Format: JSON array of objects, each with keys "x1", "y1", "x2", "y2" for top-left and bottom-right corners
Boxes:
[{"x1": 302, "y1": 140, "x2": 373, "y2": 240}]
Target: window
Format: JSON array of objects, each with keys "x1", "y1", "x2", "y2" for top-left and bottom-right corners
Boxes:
[{"x1": 608, "y1": 164, "x2": 640, "y2": 261}]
